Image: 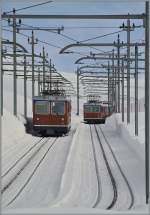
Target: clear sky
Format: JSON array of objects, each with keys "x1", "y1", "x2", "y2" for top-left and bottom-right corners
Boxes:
[{"x1": 2, "y1": 0, "x2": 145, "y2": 73}]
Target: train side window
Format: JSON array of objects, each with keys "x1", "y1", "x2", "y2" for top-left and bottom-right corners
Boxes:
[
  {"x1": 35, "y1": 101, "x2": 50, "y2": 115},
  {"x1": 51, "y1": 101, "x2": 65, "y2": 115}
]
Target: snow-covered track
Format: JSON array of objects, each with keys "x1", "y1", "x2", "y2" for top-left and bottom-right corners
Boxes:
[
  {"x1": 2, "y1": 137, "x2": 50, "y2": 194},
  {"x1": 89, "y1": 125, "x2": 102, "y2": 208},
  {"x1": 93, "y1": 124, "x2": 118, "y2": 209},
  {"x1": 98, "y1": 125, "x2": 134, "y2": 209},
  {"x1": 2, "y1": 137, "x2": 45, "y2": 178},
  {"x1": 3, "y1": 137, "x2": 58, "y2": 207}
]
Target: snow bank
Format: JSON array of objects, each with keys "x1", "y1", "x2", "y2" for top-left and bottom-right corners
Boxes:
[
  {"x1": 106, "y1": 113, "x2": 145, "y2": 164},
  {"x1": 50, "y1": 124, "x2": 81, "y2": 206},
  {"x1": 102, "y1": 114, "x2": 147, "y2": 211},
  {"x1": 116, "y1": 112, "x2": 145, "y2": 145},
  {"x1": 2, "y1": 109, "x2": 26, "y2": 146}
]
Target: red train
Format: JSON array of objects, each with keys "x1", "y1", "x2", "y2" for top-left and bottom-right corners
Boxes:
[
  {"x1": 83, "y1": 100, "x2": 113, "y2": 124},
  {"x1": 32, "y1": 95, "x2": 71, "y2": 135}
]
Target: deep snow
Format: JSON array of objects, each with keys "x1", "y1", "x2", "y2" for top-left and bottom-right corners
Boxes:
[{"x1": 1, "y1": 72, "x2": 149, "y2": 214}]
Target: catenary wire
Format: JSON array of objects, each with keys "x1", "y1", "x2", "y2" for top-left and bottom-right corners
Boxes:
[{"x1": 3, "y1": 0, "x2": 53, "y2": 14}]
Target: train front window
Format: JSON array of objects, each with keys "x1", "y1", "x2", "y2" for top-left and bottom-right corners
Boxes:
[
  {"x1": 84, "y1": 105, "x2": 100, "y2": 112},
  {"x1": 35, "y1": 101, "x2": 50, "y2": 115},
  {"x1": 51, "y1": 101, "x2": 65, "y2": 115},
  {"x1": 92, "y1": 106, "x2": 99, "y2": 112}
]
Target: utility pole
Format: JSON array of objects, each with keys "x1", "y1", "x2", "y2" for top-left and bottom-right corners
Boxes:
[
  {"x1": 121, "y1": 58, "x2": 124, "y2": 122},
  {"x1": 38, "y1": 67, "x2": 40, "y2": 96},
  {"x1": 77, "y1": 68, "x2": 79, "y2": 115},
  {"x1": 120, "y1": 18, "x2": 135, "y2": 123},
  {"x1": 145, "y1": 1, "x2": 149, "y2": 204},
  {"x1": 112, "y1": 49, "x2": 115, "y2": 108},
  {"x1": 23, "y1": 55, "x2": 27, "y2": 118},
  {"x1": 13, "y1": 9, "x2": 17, "y2": 116},
  {"x1": 114, "y1": 62, "x2": 118, "y2": 113},
  {"x1": 108, "y1": 55, "x2": 113, "y2": 107},
  {"x1": 1, "y1": 49, "x2": 3, "y2": 116},
  {"x1": 8, "y1": 8, "x2": 22, "y2": 116},
  {"x1": 28, "y1": 30, "x2": 38, "y2": 99},
  {"x1": 42, "y1": 47, "x2": 46, "y2": 92},
  {"x1": 31, "y1": 31, "x2": 35, "y2": 99},
  {"x1": 117, "y1": 34, "x2": 121, "y2": 113},
  {"x1": 135, "y1": 44, "x2": 138, "y2": 136},
  {"x1": 108, "y1": 61, "x2": 110, "y2": 107},
  {"x1": 49, "y1": 59, "x2": 52, "y2": 94},
  {"x1": 127, "y1": 19, "x2": 131, "y2": 123}
]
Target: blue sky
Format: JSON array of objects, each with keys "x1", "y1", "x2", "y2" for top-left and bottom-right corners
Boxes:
[{"x1": 2, "y1": 0, "x2": 145, "y2": 73}]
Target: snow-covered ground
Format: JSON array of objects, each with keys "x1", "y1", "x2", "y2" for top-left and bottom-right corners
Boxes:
[{"x1": 2, "y1": 73, "x2": 149, "y2": 214}]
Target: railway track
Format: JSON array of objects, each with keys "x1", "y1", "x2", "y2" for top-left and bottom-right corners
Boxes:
[
  {"x1": 98, "y1": 125, "x2": 134, "y2": 209},
  {"x1": 89, "y1": 125, "x2": 102, "y2": 208},
  {"x1": 2, "y1": 137, "x2": 49, "y2": 193},
  {"x1": 2, "y1": 137, "x2": 58, "y2": 207},
  {"x1": 93, "y1": 124, "x2": 118, "y2": 209},
  {"x1": 2, "y1": 137, "x2": 45, "y2": 178}
]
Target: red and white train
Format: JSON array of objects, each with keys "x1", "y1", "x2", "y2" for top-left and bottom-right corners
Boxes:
[
  {"x1": 83, "y1": 100, "x2": 113, "y2": 124},
  {"x1": 32, "y1": 95, "x2": 71, "y2": 135}
]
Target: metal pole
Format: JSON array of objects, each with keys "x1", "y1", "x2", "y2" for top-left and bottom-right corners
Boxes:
[
  {"x1": 108, "y1": 61, "x2": 110, "y2": 106},
  {"x1": 24, "y1": 55, "x2": 27, "y2": 118},
  {"x1": 50, "y1": 59, "x2": 52, "y2": 94},
  {"x1": 145, "y1": 1, "x2": 149, "y2": 204},
  {"x1": 122, "y1": 58, "x2": 124, "y2": 122},
  {"x1": 38, "y1": 67, "x2": 40, "y2": 96},
  {"x1": 135, "y1": 44, "x2": 138, "y2": 136},
  {"x1": 1, "y1": 51, "x2": 3, "y2": 116},
  {"x1": 114, "y1": 67, "x2": 117, "y2": 112},
  {"x1": 127, "y1": 18, "x2": 131, "y2": 123},
  {"x1": 43, "y1": 47, "x2": 45, "y2": 92},
  {"x1": 13, "y1": 9, "x2": 17, "y2": 116},
  {"x1": 77, "y1": 69, "x2": 79, "y2": 115},
  {"x1": 2, "y1": 14, "x2": 145, "y2": 20},
  {"x1": 117, "y1": 34, "x2": 121, "y2": 113},
  {"x1": 31, "y1": 30, "x2": 35, "y2": 99},
  {"x1": 112, "y1": 49, "x2": 115, "y2": 107}
]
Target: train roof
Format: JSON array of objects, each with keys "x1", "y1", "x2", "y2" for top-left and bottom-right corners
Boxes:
[{"x1": 33, "y1": 95, "x2": 71, "y2": 101}]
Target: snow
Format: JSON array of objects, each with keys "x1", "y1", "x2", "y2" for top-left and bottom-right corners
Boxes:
[
  {"x1": 116, "y1": 112, "x2": 145, "y2": 145},
  {"x1": 1, "y1": 72, "x2": 149, "y2": 214}
]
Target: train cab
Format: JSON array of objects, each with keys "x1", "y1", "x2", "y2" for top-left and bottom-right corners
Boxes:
[
  {"x1": 83, "y1": 100, "x2": 106, "y2": 124},
  {"x1": 32, "y1": 95, "x2": 71, "y2": 135}
]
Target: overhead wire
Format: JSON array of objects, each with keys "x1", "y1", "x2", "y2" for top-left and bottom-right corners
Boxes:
[
  {"x1": 79, "y1": 30, "x2": 124, "y2": 43},
  {"x1": 3, "y1": 0, "x2": 53, "y2": 14},
  {"x1": 62, "y1": 26, "x2": 119, "y2": 29},
  {"x1": 2, "y1": 20, "x2": 122, "y2": 55},
  {"x1": 50, "y1": 31, "x2": 112, "y2": 54},
  {"x1": 2, "y1": 28, "x2": 62, "y2": 49},
  {"x1": 5, "y1": 19, "x2": 114, "y2": 54},
  {"x1": 2, "y1": 18, "x2": 144, "y2": 60},
  {"x1": 2, "y1": 28, "x2": 90, "y2": 57}
]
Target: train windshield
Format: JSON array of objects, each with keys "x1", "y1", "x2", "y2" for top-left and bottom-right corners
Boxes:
[
  {"x1": 35, "y1": 101, "x2": 50, "y2": 115},
  {"x1": 84, "y1": 105, "x2": 100, "y2": 112},
  {"x1": 51, "y1": 101, "x2": 65, "y2": 115}
]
